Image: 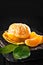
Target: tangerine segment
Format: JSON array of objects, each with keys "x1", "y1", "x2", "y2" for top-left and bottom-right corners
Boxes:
[
  {"x1": 8, "y1": 23, "x2": 31, "y2": 38},
  {"x1": 25, "y1": 35, "x2": 42, "y2": 47},
  {"x1": 30, "y1": 31, "x2": 37, "y2": 39},
  {"x1": 2, "y1": 31, "x2": 24, "y2": 44}
]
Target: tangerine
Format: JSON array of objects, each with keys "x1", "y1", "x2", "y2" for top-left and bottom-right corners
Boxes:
[
  {"x1": 8, "y1": 23, "x2": 31, "y2": 38},
  {"x1": 25, "y1": 35, "x2": 42, "y2": 47}
]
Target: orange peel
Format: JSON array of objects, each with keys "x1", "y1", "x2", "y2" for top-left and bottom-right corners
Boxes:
[{"x1": 2, "y1": 31, "x2": 24, "y2": 45}]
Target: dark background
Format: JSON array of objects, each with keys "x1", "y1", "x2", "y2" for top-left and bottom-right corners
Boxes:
[
  {"x1": 0, "y1": 1, "x2": 43, "y2": 32},
  {"x1": 0, "y1": 1, "x2": 43, "y2": 16},
  {"x1": 0, "y1": 1, "x2": 43, "y2": 65}
]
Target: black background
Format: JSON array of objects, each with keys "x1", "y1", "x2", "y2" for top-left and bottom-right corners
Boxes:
[
  {"x1": 0, "y1": 1, "x2": 43, "y2": 33},
  {"x1": 0, "y1": 1, "x2": 43, "y2": 16}
]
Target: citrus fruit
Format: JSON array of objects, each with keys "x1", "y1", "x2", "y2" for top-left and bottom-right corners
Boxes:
[
  {"x1": 8, "y1": 23, "x2": 31, "y2": 38},
  {"x1": 25, "y1": 35, "x2": 42, "y2": 47},
  {"x1": 29, "y1": 31, "x2": 37, "y2": 39}
]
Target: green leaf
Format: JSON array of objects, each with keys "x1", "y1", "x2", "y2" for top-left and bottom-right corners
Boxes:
[
  {"x1": 13, "y1": 45, "x2": 31, "y2": 60},
  {"x1": 0, "y1": 44, "x2": 18, "y2": 54}
]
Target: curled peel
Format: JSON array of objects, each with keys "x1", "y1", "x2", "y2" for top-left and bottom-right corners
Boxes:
[{"x1": 2, "y1": 31, "x2": 24, "y2": 45}]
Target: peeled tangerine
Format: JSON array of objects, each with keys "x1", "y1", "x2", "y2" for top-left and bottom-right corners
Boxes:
[
  {"x1": 8, "y1": 23, "x2": 31, "y2": 38},
  {"x1": 25, "y1": 32, "x2": 42, "y2": 47},
  {"x1": 2, "y1": 23, "x2": 31, "y2": 45}
]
